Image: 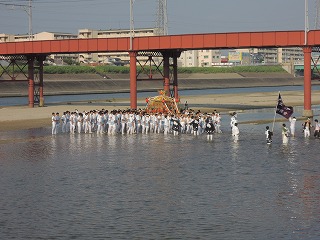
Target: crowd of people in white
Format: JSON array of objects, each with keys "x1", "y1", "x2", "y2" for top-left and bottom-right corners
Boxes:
[{"x1": 51, "y1": 108, "x2": 240, "y2": 141}]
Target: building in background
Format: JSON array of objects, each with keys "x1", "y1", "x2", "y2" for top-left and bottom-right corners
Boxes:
[
  {"x1": 0, "y1": 33, "x2": 15, "y2": 43},
  {"x1": 78, "y1": 29, "x2": 99, "y2": 64},
  {"x1": 178, "y1": 50, "x2": 198, "y2": 67},
  {"x1": 35, "y1": 32, "x2": 78, "y2": 65},
  {"x1": 178, "y1": 50, "x2": 221, "y2": 67},
  {"x1": 199, "y1": 50, "x2": 221, "y2": 67},
  {"x1": 228, "y1": 50, "x2": 250, "y2": 65},
  {"x1": 9, "y1": 32, "x2": 78, "y2": 65},
  {"x1": 247, "y1": 48, "x2": 304, "y2": 64},
  {"x1": 0, "y1": 28, "x2": 157, "y2": 65},
  {"x1": 78, "y1": 28, "x2": 157, "y2": 64},
  {"x1": 277, "y1": 47, "x2": 304, "y2": 64}
]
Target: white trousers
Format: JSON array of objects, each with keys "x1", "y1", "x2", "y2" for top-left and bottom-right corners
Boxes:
[{"x1": 52, "y1": 122, "x2": 56, "y2": 134}]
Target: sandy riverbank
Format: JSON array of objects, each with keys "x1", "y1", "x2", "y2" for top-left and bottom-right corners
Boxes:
[{"x1": 1, "y1": 89, "x2": 320, "y2": 132}]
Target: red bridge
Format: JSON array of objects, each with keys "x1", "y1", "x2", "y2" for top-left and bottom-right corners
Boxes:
[{"x1": 1, "y1": 30, "x2": 320, "y2": 117}]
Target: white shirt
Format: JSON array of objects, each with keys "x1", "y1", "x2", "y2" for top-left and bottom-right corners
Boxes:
[
  {"x1": 289, "y1": 117, "x2": 296, "y2": 128},
  {"x1": 232, "y1": 125, "x2": 239, "y2": 136}
]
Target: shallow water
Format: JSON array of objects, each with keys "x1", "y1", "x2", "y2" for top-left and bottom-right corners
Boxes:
[{"x1": 0, "y1": 117, "x2": 319, "y2": 239}]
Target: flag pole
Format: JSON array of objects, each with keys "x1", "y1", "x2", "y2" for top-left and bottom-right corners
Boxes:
[{"x1": 271, "y1": 91, "x2": 280, "y2": 132}]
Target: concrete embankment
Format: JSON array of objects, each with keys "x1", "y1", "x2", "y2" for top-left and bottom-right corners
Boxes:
[{"x1": 0, "y1": 72, "x2": 313, "y2": 97}]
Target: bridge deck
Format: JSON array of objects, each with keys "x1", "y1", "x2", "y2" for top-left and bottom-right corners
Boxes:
[{"x1": 0, "y1": 30, "x2": 320, "y2": 55}]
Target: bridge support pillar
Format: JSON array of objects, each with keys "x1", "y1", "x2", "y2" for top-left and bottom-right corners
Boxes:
[
  {"x1": 129, "y1": 51, "x2": 137, "y2": 109},
  {"x1": 28, "y1": 56, "x2": 35, "y2": 108},
  {"x1": 172, "y1": 54, "x2": 179, "y2": 102},
  {"x1": 163, "y1": 53, "x2": 170, "y2": 96},
  {"x1": 39, "y1": 60, "x2": 44, "y2": 106},
  {"x1": 303, "y1": 47, "x2": 313, "y2": 117},
  {"x1": 37, "y1": 56, "x2": 45, "y2": 107}
]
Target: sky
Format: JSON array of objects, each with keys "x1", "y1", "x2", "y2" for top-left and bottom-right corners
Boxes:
[{"x1": 0, "y1": 0, "x2": 317, "y2": 36}]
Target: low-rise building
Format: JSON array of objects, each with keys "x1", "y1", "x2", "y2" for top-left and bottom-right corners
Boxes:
[
  {"x1": 0, "y1": 33, "x2": 15, "y2": 43},
  {"x1": 178, "y1": 50, "x2": 198, "y2": 67},
  {"x1": 199, "y1": 50, "x2": 221, "y2": 67},
  {"x1": 178, "y1": 50, "x2": 221, "y2": 67},
  {"x1": 12, "y1": 32, "x2": 78, "y2": 64},
  {"x1": 36, "y1": 32, "x2": 78, "y2": 65}
]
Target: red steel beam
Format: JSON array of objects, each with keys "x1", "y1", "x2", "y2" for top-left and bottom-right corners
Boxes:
[
  {"x1": 173, "y1": 56, "x2": 179, "y2": 102},
  {"x1": 28, "y1": 56, "x2": 35, "y2": 108},
  {"x1": 163, "y1": 55, "x2": 170, "y2": 96},
  {"x1": 1, "y1": 30, "x2": 320, "y2": 55},
  {"x1": 39, "y1": 59, "x2": 44, "y2": 106}
]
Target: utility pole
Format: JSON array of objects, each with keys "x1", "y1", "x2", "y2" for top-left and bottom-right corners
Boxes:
[
  {"x1": 315, "y1": 0, "x2": 320, "y2": 29},
  {"x1": 305, "y1": 0, "x2": 309, "y2": 45},
  {"x1": 27, "y1": 0, "x2": 33, "y2": 40},
  {"x1": 129, "y1": 0, "x2": 134, "y2": 50},
  {"x1": 0, "y1": 1, "x2": 33, "y2": 40}
]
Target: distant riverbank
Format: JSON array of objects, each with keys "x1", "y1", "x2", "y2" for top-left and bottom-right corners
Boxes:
[{"x1": 0, "y1": 72, "x2": 313, "y2": 97}]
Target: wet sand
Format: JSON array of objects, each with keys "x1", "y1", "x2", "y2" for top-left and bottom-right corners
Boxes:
[{"x1": 1, "y1": 89, "x2": 320, "y2": 132}]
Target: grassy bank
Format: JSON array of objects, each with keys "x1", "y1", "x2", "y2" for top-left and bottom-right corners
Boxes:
[{"x1": 1, "y1": 65, "x2": 286, "y2": 76}]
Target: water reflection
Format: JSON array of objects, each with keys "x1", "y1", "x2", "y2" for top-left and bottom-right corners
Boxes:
[
  {"x1": 231, "y1": 140, "x2": 239, "y2": 160},
  {"x1": 0, "y1": 123, "x2": 319, "y2": 239}
]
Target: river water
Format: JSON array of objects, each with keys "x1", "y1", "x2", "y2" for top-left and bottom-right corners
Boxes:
[
  {"x1": 2, "y1": 85, "x2": 320, "y2": 107},
  {"x1": 0, "y1": 108, "x2": 320, "y2": 239}
]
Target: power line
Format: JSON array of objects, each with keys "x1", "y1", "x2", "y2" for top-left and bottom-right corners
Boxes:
[
  {"x1": 0, "y1": 0, "x2": 129, "y2": 4},
  {"x1": 0, "y1": 2, "x2": 28, "y2": 7},
  {"x1": 0, "y1": 0, "x2": 158, "y2": 35},
  {"x1": 0, "y1": 0, "x2": 32, "y2": 40},
  {"x1": 315, "y1": 0, "x2": 320, "y2": 29}
]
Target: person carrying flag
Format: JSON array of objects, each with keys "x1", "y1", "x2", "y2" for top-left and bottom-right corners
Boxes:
[
  {"x1": 276, "y1": 93, "x2": 293, "y2": 119},
  {"x1": 265, "y1": 126, "x2": 273, "y2": 144},
  {"x1": 272, "y1": 93, "x2": 294, "y2": 142}
]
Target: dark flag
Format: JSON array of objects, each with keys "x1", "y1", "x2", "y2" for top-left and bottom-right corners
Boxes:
[{"x1": 276, "y1": 93, "x2": 293, "y2": 119}]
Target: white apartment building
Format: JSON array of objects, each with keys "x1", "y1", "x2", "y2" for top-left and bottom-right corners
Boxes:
[
  {"x1": 0, "y1": 28, "x2": 158, "y2": 64},
  {"x1": 5, "y1": 32, "x2": 78, "y2": 64},
  {"x1": 36, "y1": 32, "x2": 78, "y2": 64},
  {"x1": 277, "y1": 47, "x2": 304, "y2": 64},
  {"x1": 34, "y1": 32, "x2": 78, "y2": 41},
  {"x1": 0, "y1": 31, "x2": 77, "y2": 42},
  {"x1": 0, "y1": 33, "x2": 15, "y2": 43},
  {"x1": 78, "y1": 29, "x2": 99, "y2": 64},
  {"x1": 178, "y1": 50, "x2": 221, "y2": 67},
  {"x1": 198, "y1": 50, "x2": 221, "y2": 67},
  {"x1": 179, "y1": 50, "x2": 198, "y2": 67}
]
